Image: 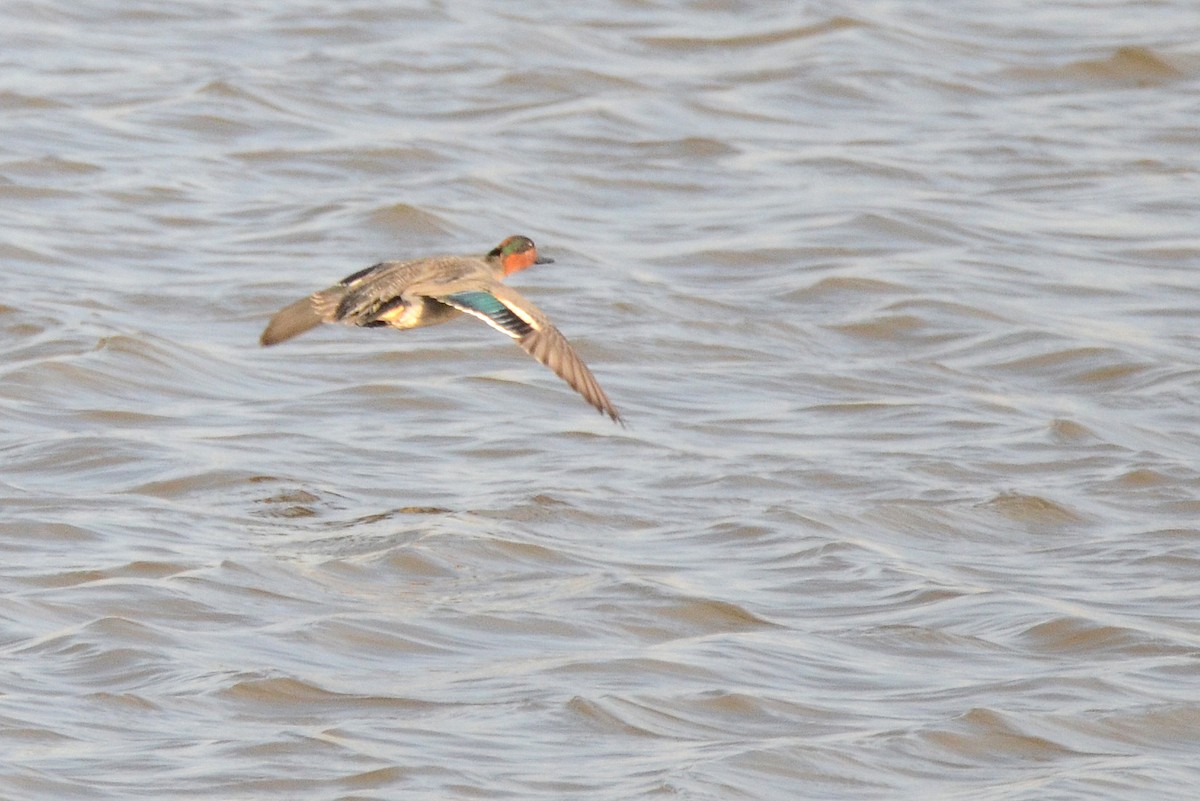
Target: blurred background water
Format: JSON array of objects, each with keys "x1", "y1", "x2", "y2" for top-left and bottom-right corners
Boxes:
[{"x1": 3, "y1": 1, "x2": 1200, "y2": 799}]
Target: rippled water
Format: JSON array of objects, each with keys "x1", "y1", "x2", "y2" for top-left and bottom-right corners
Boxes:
[{"x1": 3, "y1": 2, "x2": 1200, "y2": 799}]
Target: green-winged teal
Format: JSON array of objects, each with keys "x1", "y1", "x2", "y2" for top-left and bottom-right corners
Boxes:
[{"x1": 260, "y1": 235, "x2": 621, "y2": 423}]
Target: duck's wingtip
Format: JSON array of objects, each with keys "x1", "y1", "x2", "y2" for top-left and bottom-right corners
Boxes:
[
  {"x1": 258, "y1": 295, "x2": 326, "y2": 348},
  {"x1": 259, "y1": 319, "x2": 294, "y2": 347}
]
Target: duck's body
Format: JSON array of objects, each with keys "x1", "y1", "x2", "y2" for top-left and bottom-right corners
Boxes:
[{"x1": 260, "y1": 235, "x2": 621, "y2": 423}]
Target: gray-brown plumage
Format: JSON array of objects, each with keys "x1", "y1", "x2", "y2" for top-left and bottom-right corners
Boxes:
[{"x1": 260, "y1": 235, "x2": 622, "y2": 423}]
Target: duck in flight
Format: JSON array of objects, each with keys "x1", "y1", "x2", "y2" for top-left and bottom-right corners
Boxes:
[{"x1": 260, "y1": 235, "x2": 622, "y2": 423}]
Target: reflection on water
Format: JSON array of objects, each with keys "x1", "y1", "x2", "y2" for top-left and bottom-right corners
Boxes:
[{"x1": 3, "y1": 1, "x2": 1200, "y2": 799}]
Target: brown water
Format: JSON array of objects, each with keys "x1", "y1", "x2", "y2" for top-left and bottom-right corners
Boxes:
[{"x1": 3, "y1": 2, "x2": 1200, "y2": 799}]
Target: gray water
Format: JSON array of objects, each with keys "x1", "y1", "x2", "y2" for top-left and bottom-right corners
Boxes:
[{"x1": 3, "y1": 2, "x2": 1200, "y2": 799}]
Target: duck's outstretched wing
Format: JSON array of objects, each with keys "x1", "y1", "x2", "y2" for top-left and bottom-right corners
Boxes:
[
  {"x1": 259, "y1": 262, "x2": 391, "y2": 346},
  {"x1": 435, "y1": 284, "x2": 622, "y2": 424}
]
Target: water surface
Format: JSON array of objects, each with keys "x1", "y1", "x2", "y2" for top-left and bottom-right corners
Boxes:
[{"x1": 3, "y1": 2, "x2": 1200, "y2": 799}]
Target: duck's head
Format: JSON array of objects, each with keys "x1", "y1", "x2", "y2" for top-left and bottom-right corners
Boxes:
[{"x1": 490, "y1": 235, "x2": 553, "y2": 275}]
